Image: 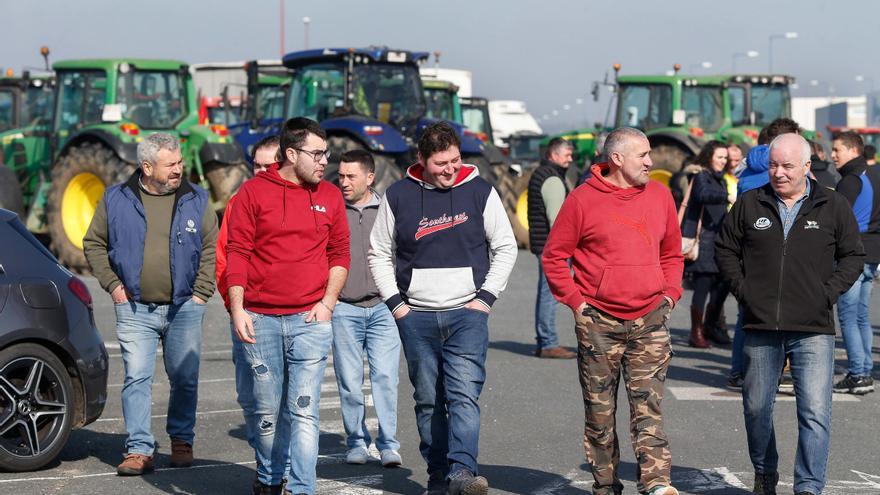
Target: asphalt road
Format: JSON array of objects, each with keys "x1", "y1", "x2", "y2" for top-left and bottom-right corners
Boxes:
[{"x1": 1, "y1": 251, "x2": 878, "y2": 494}]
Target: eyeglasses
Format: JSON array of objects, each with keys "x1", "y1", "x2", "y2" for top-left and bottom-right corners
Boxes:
[{"x1": 295, "y1": 148, "x2": 331, "y2": 162}]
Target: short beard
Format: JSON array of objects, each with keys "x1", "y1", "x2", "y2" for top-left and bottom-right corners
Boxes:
[{"x1": 295, "y1": 162, "x2": 321, "y2": 185}]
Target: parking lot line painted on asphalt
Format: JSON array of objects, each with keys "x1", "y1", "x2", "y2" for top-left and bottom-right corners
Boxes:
[
  {"x1": 95, "y1": 396, "x2": 373, "y2": 423},
  {"x1": 668, "y1": 386, "x2": 861, "y2": 401}
]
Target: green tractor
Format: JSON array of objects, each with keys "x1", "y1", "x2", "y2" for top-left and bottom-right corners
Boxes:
[
  {"x1": 422, "y1": 78, "x2": 462, "y2": 123},
  {"x1": 0, "y1": 72, "x2": 55, "y2": 217},
  {"x1": 0, "y1": 58, "x2": 248, "y2": 271},
  {"x1": 718, "y1": 74, "x2": 796, "y2": 147}
]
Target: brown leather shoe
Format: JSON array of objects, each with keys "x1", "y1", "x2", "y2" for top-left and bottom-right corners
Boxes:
[
  {"x1": 170, "y1": 438, "x2": 193, "y2": 467},
  {"x1": 117, "y1": 453, "x2": 154, "y2": 476},
  {"x1": 535, "y1": 346, "x2": 576, "y2": 359}
]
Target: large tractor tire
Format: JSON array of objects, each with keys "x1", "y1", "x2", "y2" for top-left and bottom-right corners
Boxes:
[
  {"x1": 0, "y1": 164, "x2": 25, "y2": 218},
  {"x1": 46, "y1": 143, "x2": 129, "y2": 272},
  {"x1": 497, "y1": 167, "x2": 531, "y2": 250},
  {"x1": 327, "y1": 135, "x2": 403, "y2": 193},
  {"x1": 649, "y1": 142, "x2": 691, "y2": 174},
  {"x1": 204, "y1": 161, "x2": 251, "y2": 208}
]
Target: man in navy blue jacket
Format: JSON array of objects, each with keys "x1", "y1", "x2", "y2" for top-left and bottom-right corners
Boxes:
[{"x1": 369, "y1": 122, "x2": 517, "y2": 495}]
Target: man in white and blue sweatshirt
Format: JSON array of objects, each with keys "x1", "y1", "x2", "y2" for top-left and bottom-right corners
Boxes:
[{"x1": 369, "y1": 122, "x2": 517, "y2": 495}]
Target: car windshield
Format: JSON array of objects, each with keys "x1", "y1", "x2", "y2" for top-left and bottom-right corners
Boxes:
[
  {"x1": 616, "y1": 84, "x2": 673, "y2": 130},
  {"x1": 288, "y1": 61, "x2": 425, "y2": 128},
  {"x1": 116, "y1": 69, "x2": 187, "y2": 129},
  {"x1": 681, "y1": 85, "x2": 724, "y2": 132},
  {"x1": 0, "y1": 90, "x2": 13, "y2": 132},
  {"x1": 423, "y1": 87, "x2": 455, "y2": 121},
  {"x1": 751, "y1": 85, "x2": 790, "y2": 127},
  {"x1": 23, "y1": 84, "x2": 55, "y2": 127}
]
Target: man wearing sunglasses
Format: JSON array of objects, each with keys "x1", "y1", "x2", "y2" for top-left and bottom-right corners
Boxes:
[{"x1": 226, "y1": 118, "x2": 350, "y2": 495}]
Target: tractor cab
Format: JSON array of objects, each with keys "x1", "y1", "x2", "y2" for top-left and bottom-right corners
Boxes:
[
  {"x1": 422, "y1": 78, "x2": 461, "y2": 123},
  {"x1": 722, "y1": 74, "x2": 794, "y2": 147},
  {"x1": 0, "y1": 74, "x2": 55, "y2": 133},
  {"x1": 460, "y1": 97, "x2": 494, "y2": 144},
  {"x1": 284, "y1": 47, "x2": 428, "y2": 136}
]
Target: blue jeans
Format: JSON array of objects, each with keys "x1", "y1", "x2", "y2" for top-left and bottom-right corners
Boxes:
[
  {"x1": 535, "y1": 255, "x2": 559, "y2": 349},
  {"x1": 837, "y1": 263, "x2": 879, "y2": 376},
  {"x1": 730, "y1": 305, "x2": 745, "y2": 377},
  {"x1": 742, "y1": 330, "x2": 834, "y2": 495},
  {"x1": 396, "y1": 308, "x2": 489, "y2": 478},
  {"x1": 239, "y1": 311, "x2": 332, "y2": 492},
  {"x1": 114, "y1": 299, "x2": 206, "y2": 456},
  {"x1": 331, "y1": 302, "x2": 401, "y2": 451},
  {"x1": 229, "y1": 323, "x2": 291, "y2": 469}
]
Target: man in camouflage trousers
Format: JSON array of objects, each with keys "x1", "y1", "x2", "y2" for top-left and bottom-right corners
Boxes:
[{"x1": 543, "y1": 127, "x2": 683, "y2": 495}]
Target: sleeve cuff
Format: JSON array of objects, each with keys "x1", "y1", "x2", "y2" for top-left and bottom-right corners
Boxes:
[
  {"x1": 226, "y1": 273, "x2": 247, "y2": 290},
  {"x1": 385, "y1": 293, "x2": 405, "y2": 313},
  {"x1": 563, "y1": 292, "x2": 584, "y2": 312},
  {"x1": 475, "y1": 289, "x2": 497, "y2": 308}
]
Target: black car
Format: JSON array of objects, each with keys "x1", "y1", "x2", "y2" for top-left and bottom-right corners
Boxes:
[{"x1": 0, "y1": 208, "x2": 108, "y2": 471}]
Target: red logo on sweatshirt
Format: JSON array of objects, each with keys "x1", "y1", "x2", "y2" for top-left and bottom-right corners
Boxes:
[
  {"x1": 415, "y1": 212, "x2": 469, "y2": 240},
  {"x1": 611, "y1": 213, "x2": 652, "y2": 246}
]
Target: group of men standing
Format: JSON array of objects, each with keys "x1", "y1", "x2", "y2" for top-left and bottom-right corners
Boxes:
[
  {"x1": 82, "y1": 115, "x2": 871, "y2": 495},
  {"x1": 84, "y1": 118, "x2": 516, "y2": 495}
]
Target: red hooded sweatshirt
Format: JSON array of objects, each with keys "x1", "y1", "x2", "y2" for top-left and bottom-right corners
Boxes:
[
  {"x1": 225, "y1": 163, "x2": 350, "y2": 315},
  {"x1": 542, "y1": 163, "x2": 683, "y2": 319}
]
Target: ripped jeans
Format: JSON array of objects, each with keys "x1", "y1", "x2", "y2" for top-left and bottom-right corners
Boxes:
[{"x1": 240, "y1": 310, "x2": 332, "y2": 493}]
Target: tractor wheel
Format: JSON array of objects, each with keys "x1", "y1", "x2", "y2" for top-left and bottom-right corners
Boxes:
[
  {"x1": 204, "y1": 161, "x2": 251, "y2": 208},
  {"x1": 327, "y1": 135, "x2": 404, "y2": 193},
  {"x1": 0, "y1": 163, "x2": 25, "y2": 218},
  {"x1": 46, "y1": 143, "x2": 128, "y2": 272},
  {"x1": 649, "y1": 143, "x2": 691, "y2": 174},
  {"x1": 496, "y1": 167, "x2": 531, "y2": 250},
  {"x1": 466, "y1": 155, "x2": 493, "y2": 180}
]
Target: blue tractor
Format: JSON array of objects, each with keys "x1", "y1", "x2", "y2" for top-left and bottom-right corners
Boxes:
[{"x1": 233, "y1": 47, "x2": 493, "y2": 191}]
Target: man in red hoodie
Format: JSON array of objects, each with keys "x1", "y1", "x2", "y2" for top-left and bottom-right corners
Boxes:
[
  {"x1": 226, "y1": 117, "x2": 350, "y2": 495},
  {"x1": 543, "y1": 127, "x2": 684, "y2": 495}
]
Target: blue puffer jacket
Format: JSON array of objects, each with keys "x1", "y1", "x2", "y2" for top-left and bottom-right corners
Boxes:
[
  {"x1": 737, "y1": 145, "x2": 770, "y2": 196},
  {"x1": 105, "y1": 171, "x2": 209, "y2": 305}
]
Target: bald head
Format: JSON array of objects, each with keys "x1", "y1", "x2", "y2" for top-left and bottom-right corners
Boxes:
[{"x1": 768, "y1": 133, "x2": 811, "y2": 200}]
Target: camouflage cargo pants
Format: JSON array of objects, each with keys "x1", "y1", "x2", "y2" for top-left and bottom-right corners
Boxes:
[{"x1": 575, "y1": 299, "x2": 673, "y2": 495}]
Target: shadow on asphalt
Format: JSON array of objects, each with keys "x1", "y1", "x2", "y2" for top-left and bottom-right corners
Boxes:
[
  {"x1": 488, "y1": 339, "x2": 577, "y2": 357},
  {"x1": 482, "y1": 463, "x2": 591, "y2": 494},
  {"x1": 58, "y1": 429, "x2": 127, "y2": 467}
]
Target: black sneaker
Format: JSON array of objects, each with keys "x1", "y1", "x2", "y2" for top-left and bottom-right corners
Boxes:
[
  {"x1": 423, "y1": 471, "x2": 446, "y2": 495},
  {"x1": 794, "y1": 492, "x2": 816, "y2": 495},
  {"x1": 834, "y1": 374, "x2": 875, "y2": 394},
  {"x1": 727, "y1": 373, "x2": 744, "y2": 390},
  {"x1": 752, "y1": 471, "x2": 778, "y2": 495},
  {"x1": 777, "y1": 372, "x2": 794, "y2": 395},
  {"x1": 447, "y1": 470, "x2": 489, "y2": 495}
]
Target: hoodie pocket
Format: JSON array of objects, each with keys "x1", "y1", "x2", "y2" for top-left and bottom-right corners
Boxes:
[
  {"x1": 595, "y1": 265, "x2": 664, "y2": 309},
  {"x1": 256, "y1": 262, "x2": 325, "y2": 308},
  {"x1": 407, "y1": 267, "x2": 476, "y2": 308}
]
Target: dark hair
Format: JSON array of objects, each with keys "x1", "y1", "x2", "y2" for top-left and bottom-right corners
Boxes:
[
  {"x1": 280, "y1": 117, "x2": 326, "y2": 160},
  {"x1": 545, "y1": 137, "x2": 573, "y2": 159},
  {"x1": 418, "y1": 122, "x2": 461, "y2": 160},
  {"x1": 694, "y1": 140, "x2": 727, "y2": 169},
  {"x1": 761, "y1": 118, "x2": 800, "y2": 144},
  {"x1": 251, "y1": 135, "x2": 280, "y2": 161},
  {"x1": 340, "y1": 149, "x2": 375, "y2": 174},
  {"x1": 864, "y1": 144, "x2": 876, "y2": 160},
  {"x1": 808, "y1": 139, "x2": 824, "y2": 157},
  {"x1": 832, "y1": 130, "x2": 865, "y2": 155}
]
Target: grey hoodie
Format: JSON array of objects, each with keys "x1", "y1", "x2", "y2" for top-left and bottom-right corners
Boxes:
[{"x1": 339, "y1": 189, "x2": 382, "y2": 307}]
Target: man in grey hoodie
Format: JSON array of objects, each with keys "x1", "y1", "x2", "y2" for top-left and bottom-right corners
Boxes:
[{"x1": 332, "y1": 149, "x2": 402, "y2": 468}]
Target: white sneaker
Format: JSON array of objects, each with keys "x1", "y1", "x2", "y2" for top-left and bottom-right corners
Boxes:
[
  {"x1": 345, "y1": 447, "x2": 369, "y2": 465},
  {"x1": 647, "y1": 486, "x2": 679, "y2": 495},
  {"x1": 380, "y1": 449, "x2": 402, "y2": 467}
]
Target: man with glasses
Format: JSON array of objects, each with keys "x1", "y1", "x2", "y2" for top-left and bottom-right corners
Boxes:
[
  {"x1": 226, "y1": 118, "x2": 350, "y2": 495},
  {"x1": 215, "y1": 136, "x2": 290, "y2": 492}
]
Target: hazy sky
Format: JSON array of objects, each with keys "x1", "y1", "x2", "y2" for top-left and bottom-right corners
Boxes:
[{"x1": 2, "y1": 0, "x2": 876, "y2": 133}]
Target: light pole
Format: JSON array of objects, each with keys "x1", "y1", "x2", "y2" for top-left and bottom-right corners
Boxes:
[
  {"x1": 303, "y1": 16, "x2": 311, "y2": 49},
  {"x1": 279, "y1": 0, "x2": 285, "y2": 56},
  {"x1": 768, "y1": 32, "x2": 798, "y2": 73},
  {"x1": 732, "y1": 51, "x2": 759, "y2": 73},
  {"x1": 688, "y1": 61, "x2": 713, "y2": 73}
]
